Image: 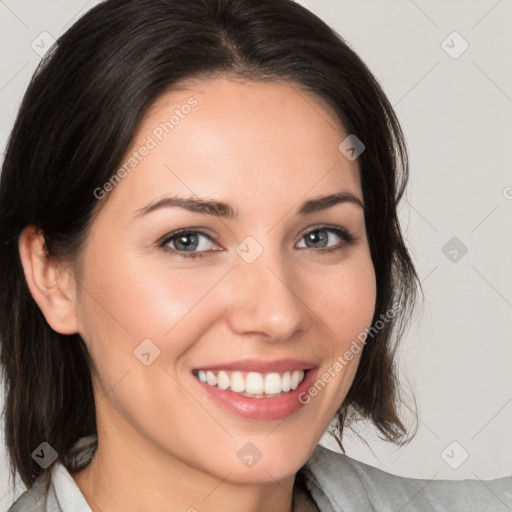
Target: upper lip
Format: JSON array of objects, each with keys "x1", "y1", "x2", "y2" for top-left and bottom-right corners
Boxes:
[{"x1": 193, "y1": 358, "x2": 317, "y2": 373}]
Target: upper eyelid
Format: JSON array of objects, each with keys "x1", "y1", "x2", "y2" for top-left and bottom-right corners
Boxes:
[{"x1": 159, "y1": 227, "x2": 215, "y2": 246}]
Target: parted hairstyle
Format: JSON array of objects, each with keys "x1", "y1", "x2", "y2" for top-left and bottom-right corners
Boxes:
[{"x1": 0, "y1": 0, "x2": 421, "y2": 491}]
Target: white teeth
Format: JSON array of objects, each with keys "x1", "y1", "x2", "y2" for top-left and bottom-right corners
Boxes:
[
  {"x1": 246, "y1": 372, "x2": 264, "y2": 394},
  {"x1": 230, "y1": 372, "x2": 245, "y2": 393},
  {"x1": 264, "y1": 373, "x2": 282, "y2": 394},
  {"x1": 195, "y1": 369, "x2": 306, "y2": 395},
  {"x1": 217, "y1": 370, "x2": 230, "y2": 390},
  {"x1": 282, "y1": 372, "x2": 291, "y2": 392},
  {"x1": 206, "y1": 371, "x2": 217, "y2": 386},
  {"x1": 290, "y1": 370, "x2": 301, "y2": 390}
]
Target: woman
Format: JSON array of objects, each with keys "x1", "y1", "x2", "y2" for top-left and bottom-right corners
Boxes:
[{"x1": 1, "y1": 0, "x2": 510, "y2": 511}]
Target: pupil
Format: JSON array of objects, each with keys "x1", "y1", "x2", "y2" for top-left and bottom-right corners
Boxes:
[
  {"x1": 307, "y1": 230, "x2": 327, "y2": 248},
  {"x1": 176, "y1": 234, "x2": 197, "y2": 251}
]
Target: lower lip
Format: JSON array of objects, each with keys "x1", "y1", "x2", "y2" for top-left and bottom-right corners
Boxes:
[{"x1": 194, "y1": 368, "x2": 318, "y2": 420}]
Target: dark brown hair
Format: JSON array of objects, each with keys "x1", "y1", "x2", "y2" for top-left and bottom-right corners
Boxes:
[{"x1": 0, "y1": 0, "x2": 421, "y2": 491}]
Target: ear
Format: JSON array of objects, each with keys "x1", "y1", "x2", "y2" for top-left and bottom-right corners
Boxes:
[{"x1": 18, "y1": 226, "x2": 79, "y2": 335}]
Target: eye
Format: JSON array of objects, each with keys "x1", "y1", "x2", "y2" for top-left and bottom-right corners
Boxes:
[
  {"x1": 296, "y1": 226, "x2": 356, "y2": 252},
  {"x1": 159, "y1": 225, "x2": 357, "y2": 260},
  {"x1": 159, "y1": 229, "x2": 217, "y2": 259}
]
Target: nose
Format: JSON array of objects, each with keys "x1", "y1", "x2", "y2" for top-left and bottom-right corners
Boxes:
[{"x1": 225, "y1": 246, "x2": 311, "y2": 342}]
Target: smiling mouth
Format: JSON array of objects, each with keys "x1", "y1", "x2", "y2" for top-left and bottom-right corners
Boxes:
[{"x1": 192, "y1": 369, "x2": 307, "y2": 398}]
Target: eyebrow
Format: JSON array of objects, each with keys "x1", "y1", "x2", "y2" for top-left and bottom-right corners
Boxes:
[{"x1": 133, "y1": 191, "x2": 364, "y2": 219}]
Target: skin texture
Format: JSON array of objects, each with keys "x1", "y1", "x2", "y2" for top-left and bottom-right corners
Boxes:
[{"x1": 19, "y1": 77, "x2": 377, "y2": 512}]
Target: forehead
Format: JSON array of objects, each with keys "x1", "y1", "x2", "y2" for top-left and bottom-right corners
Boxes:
[{"x1": 99, "y1": 77, "x2": 362, "y2": 219}]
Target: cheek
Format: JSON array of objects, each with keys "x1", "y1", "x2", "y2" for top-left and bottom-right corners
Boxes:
[
  {"x1": 74, "y1": 251, "x2": 231, "y2": 443},
  {"x1": 76, "y1": 246, "x2": 230, "y2": 369},
  {"x1": 312, "y1": 252, "x2": 377, "y2": 349},
  {"x1": 290, "y1": 254, "x2": 376, "y2": 432}
]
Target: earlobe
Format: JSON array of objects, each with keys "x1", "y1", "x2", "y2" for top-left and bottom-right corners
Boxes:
[{"x1": 18, "y1": 226, "x2": 79, "y2": 335}]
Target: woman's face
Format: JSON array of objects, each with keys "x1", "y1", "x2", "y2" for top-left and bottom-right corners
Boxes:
[{"x1": 73, "y1": 77, "x2": 376, "y2": 484}]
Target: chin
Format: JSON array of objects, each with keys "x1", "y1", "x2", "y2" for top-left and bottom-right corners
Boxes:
[{"x1": 203, "y1": 440, "x2": 311, "y2": 485}]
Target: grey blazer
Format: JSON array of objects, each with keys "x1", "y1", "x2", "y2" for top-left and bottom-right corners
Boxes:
[{"x1": 6, "y1": 436, "x2": 512, "y2": 511}]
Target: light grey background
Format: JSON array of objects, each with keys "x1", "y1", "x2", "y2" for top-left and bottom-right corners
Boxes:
[{"x1": 1, "y1": 0, "x2": 511, "y2": 508}]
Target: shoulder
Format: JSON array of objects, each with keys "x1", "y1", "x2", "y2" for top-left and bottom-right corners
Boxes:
[
  {"x1": 302, "y1": 443, "x2": 512, "y2": 512},
  {"x1": 5, "y1": 478, "x2": 50, "y2": 512},
  {"x1": 6, "y1": 436, "x2": 97, "y2": 512},
  {"x1": 6, "y1": 462, "x2": 92, "y2": 512}
]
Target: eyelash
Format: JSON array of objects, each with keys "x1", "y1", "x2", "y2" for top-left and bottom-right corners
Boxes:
[{"x1": 158, "y1": 225, "x2": 357, "y2": 260}]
